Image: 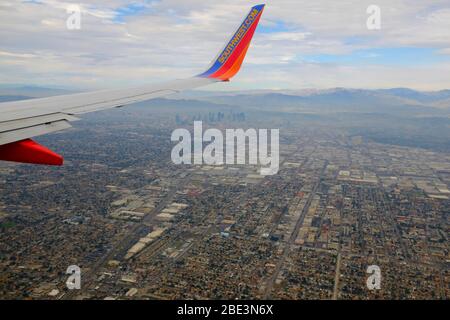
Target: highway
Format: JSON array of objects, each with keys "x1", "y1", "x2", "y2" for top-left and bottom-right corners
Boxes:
[{"x1": 263, "y1": 160, "x2": 328, "y2": 299}]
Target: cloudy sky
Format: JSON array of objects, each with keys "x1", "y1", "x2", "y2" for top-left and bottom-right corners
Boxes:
[{"x1": 1, "y1": 0, "x2": 450, "y2": 91}]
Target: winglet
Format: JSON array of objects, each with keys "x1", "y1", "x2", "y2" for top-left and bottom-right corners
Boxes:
[{"x1": 198, "y1": 4, "x2": 265, "y2": 81}]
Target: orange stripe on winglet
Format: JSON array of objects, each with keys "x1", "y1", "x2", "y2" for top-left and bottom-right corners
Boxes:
[
  {"x1": 208, "y1": 8, "x2": 263, "y2": 80},
  {"x1": 218, "y1": 42, "x2": 251, "y2": 81}
]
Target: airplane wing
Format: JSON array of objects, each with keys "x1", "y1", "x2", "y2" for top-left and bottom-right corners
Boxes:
[{"x1": 0, "y1": 4, "x2": 265, "y2": 165}]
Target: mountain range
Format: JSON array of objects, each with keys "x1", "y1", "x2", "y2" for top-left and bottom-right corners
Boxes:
[{"x1": 1, "y1": 86, "x2": 450, "y2": 117}]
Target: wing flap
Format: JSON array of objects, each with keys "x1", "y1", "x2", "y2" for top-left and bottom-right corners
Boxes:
[
  {"x1": 0, "y1": 120, "x2": 72, "y2": 145},
  {"x1": 0, "y1": 113, "x2": 79, "y2": 132}
]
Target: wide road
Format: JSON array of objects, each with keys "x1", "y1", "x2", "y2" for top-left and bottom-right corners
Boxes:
[
  {"x1": 263, "y1": 160, "x2": 328, "y2": 298},
  {"x1": 332, "y1": 252, "x2": 342, "y2": 300}
]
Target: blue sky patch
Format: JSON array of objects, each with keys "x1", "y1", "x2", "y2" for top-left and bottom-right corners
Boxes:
[
  {"x1": 113, "y1": 1, "x2": 156, "y2": 23},
  {"x1": 306, "y1": 47, "x2": 450, "y2": 66},
  {"x1": 258, "y1": 20, "x2": 293, "y2": 34}
]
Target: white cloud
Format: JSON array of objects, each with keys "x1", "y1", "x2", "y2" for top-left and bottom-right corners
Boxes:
[
  {"x1": 0, "y1": 0, "x2": 449, "y2": 90},
  {"x1": 0, "y1": 50, "x2": 37, "y2": 58},
  {"x1": 437, "y1": 48, "x2": 450, "y2": 55}
]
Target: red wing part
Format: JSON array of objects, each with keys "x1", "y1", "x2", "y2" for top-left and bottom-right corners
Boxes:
[{"x1": 0, "y1": 139, "x2": 63, "y2": 165}]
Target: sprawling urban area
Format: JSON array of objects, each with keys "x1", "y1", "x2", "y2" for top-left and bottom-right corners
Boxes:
[{"x1": 0, "y1": 95, "x2": 448, "y2": 299}]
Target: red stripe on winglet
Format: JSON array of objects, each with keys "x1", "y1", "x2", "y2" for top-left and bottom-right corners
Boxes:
[
  {"x1": 0, "y1": 139, "x2": 63, "y2": 165},
  {"x1": 209, "y1": 10, "x2": 262, "y2": 79}
]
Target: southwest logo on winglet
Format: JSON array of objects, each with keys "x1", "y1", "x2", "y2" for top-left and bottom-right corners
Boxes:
[
  {"x1": 198, "y1": 4, "x2": 265, "y2": 81},
  {"x1": 218, "y1": 7, "x2": 260, "y2": 64}
]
